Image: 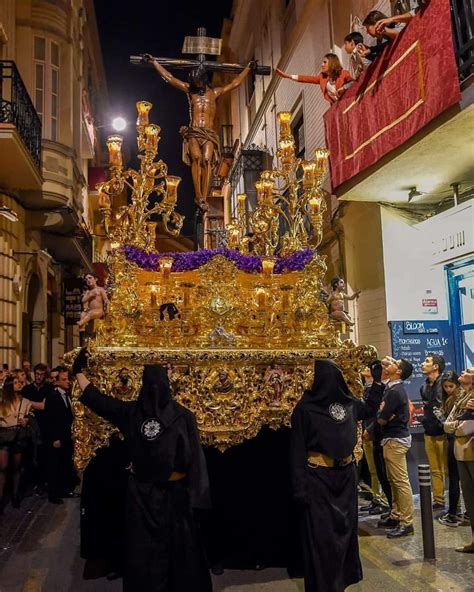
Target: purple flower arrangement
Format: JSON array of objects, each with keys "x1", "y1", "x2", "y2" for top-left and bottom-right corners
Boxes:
[{"x1": 122, "y1": 245, "x2": 315, "y2": 274}]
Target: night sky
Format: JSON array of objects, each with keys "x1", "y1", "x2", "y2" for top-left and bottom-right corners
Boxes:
[{"x1": 93, "y1": 0, "x2": 233, "y2": 238}]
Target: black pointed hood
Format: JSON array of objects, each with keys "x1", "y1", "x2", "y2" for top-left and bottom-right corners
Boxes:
[
  {"x1": 137, "y1": 365, "x2": 172, "y2": 418},
  {"x1": 298, "y1": 359, "x2": 359, "y2": 459}
]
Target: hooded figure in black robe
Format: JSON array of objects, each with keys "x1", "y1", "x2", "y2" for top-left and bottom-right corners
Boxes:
[
  {"x1": 290, "y1": 359, "x2": 383, "y2": 592},
  {"x1": 76, "y1": 360, "x2": 212, "y2": 592}
]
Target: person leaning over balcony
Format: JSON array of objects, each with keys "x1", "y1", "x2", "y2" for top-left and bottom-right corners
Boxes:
[
  {"x1": 376, "y1": 357, "x2": 415, "y2": 538},
  {"x1": 374, "y1": 0, "x2": 428, "y2": 36},
  {"x1": 343, "y1": 32, "x2": 371, "y2": 80},
  {"x1": 276, "y1": 54, "x2": 353, "y2": 104},
  {"x1": 359, "y1": 11, "x2": 404, "y2": 62},
  {"x1": 444, "y1": 368, "x2": 474, "y2": 553},
  {"x1": 420, "y1": 353, "x2": 447, "y2": 510}
]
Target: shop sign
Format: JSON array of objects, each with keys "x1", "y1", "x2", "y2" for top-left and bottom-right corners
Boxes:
[
  {"x1": 390, "y1": 320, "x2": 455, "y2": 431},
  {"x1": 422, "y1": 298, "x2": 438, "y2": 314},
  {"x1": 63, "y1": 279, "x2": 83, "y2": 325}
]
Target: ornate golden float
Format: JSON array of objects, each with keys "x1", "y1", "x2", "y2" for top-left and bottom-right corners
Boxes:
[{"x1": 67, "y1": 103, "x2": 375, "y2": 471}]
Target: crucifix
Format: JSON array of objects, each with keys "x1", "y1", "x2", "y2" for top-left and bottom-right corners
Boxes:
[{"x1": 131, "y1": 28, "x2": 271, "y2": 217}]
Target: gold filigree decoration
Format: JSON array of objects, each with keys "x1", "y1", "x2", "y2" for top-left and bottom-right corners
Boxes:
[{"x1": 66, "y1": 104, "x2": 379, "y2": 470}]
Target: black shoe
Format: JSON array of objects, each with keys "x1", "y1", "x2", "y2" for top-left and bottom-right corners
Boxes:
[
  {"x1": 254, "y1": 564, "x2": 266, "y2": 571},
  {"x1": 387, "y1": 524, "x2": 414, "y2": 538},
  {"x1": 48, "y1": 497, "x2": 63, "y2": 505},
  {"x1": 211, "y1": 564, "x2": 224, "y2": 576},
  {"x1": 377, "y1": 516, "x2": 399, "y2": 529},
  {"x1": 63, "y1": 491, "x2": 80, "y2": 498},
  {"x1": 432, "y1": 501, "x2": 445, "y2": 511},
  {"x1": 368, "y1": 504, "x2": 385, "y2": 515},
  {"x1": 359, "y1": 501, "x2": 377, "y2": 512},
  {"x1": 380, "y1": 510, "x2": 391, "y2": 519}
]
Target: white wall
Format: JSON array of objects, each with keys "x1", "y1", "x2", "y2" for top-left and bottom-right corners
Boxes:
[{"x1": 381, "y1": 201, "x2": 474, "y2": 321}]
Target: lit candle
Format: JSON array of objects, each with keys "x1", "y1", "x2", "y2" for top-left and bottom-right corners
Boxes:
[
  {"x1": 255, "y1": 182, "x2": 264, "y2": 205},
  {"x1": 226, "y1": 220, "x2": 240, "y2": 249},
  {"x1": 144, "y1": 124, "x2": 160, "y2": 152},
  {"x1": 136, "y1": 100, "x2": 153, "y2": 127},
  {"x1": 164, "y1": 176, "x2": 181, "y2": 205},
  {"x1": 314, "y1": 148, "x2": 329, "y2": 173},
  {"x1": 256, "y1": 288, "x2": 266, "y2": 309},
  {"x1": 308, "y1": 197, "x2": 321, "y2": 214},
  {"x1": 262, "y1": 179, "x2": 274, "y2": 205},
  {"x1": 106, "y1": 135, "x2": 123, "y2": 167},
  {"x1": 301, "y1": 161, "x2": 317, "y2": 188},
  {"x1": 159, "y1": 256, "x2": 174, "y2": 279},
  {"x1": 237, "y1": 193, "x2": 247, "y2": 217},
  {"x1": 279, "y1": 138, "x2": 295, "y2": 166},
  {"x1": 261, "y1": 256, "x2": 275, "y2": 277},
  {"x1": 277, "y1": 111, "x2": 292, "y2": 139},
  {"x1": 147, "y1": 222, "x2": 157, "y2": 246},
  {"x1": 150, "y1": 285, "x2": 157, "y2": 307}
]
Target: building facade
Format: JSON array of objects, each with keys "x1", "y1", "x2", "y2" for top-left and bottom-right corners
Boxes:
[
  {"x1": 219, "y1": 0, "x2": 473, "y2": 396},
  {"x1": 0, "y1": 0, "x2": 106, "y2": 368}
]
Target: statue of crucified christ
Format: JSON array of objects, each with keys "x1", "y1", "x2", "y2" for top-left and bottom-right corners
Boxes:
[{"x1": 143, "y1": 55, "x2": 255, "y2": 211}]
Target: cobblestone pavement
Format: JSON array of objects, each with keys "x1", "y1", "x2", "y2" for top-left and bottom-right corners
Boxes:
[{"x1": 0, "y1": 493, "x2": 472, "y2": 592}]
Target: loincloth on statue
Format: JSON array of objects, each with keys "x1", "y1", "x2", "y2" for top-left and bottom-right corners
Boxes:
[{"x1": 179, "y1": 126, "x2": 221, "y2": 167}]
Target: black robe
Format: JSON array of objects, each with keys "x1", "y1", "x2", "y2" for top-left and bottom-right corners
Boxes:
[
  {"x1": 80, "y1": 434, "x2": 129, "y2": 578},
  {"x1": 290, "y1": 360, "x2": 382, "y2": 592},
  {"x1": 79, "y1": 365, "x2": 212, "y2": 592}
]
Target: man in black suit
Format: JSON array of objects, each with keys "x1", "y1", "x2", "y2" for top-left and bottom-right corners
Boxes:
[
  {"x1": 22, "y1": 363, "x2": 54, "y2": 491},
  {"x1": 43, "y1": 369, "x2": 79, "y2": 504}
]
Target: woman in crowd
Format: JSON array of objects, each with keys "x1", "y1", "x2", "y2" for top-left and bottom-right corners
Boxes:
[
  {"x1": 72, "y1": 349, "x2": 212, "y2": 591},
  {"x1": 0, "y1": 376, "x2": 41, "y2": 510},
  {"x1": 290, "y1": 359, "x2": 384, "y2": 591},
  {"x1": 276, "y1": 54, "x2": 353, "y2": 104},
  {"x1": 444, "y1": 368, "x2": 474, "y2": 553},
  {"x1": 438, "y1": 371, "x2": 462, "y2": 526}
]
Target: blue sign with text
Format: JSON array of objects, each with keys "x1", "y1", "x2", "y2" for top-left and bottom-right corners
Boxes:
[{"x1": 390, "y1": 320, "x2": 456, "y2": 401}]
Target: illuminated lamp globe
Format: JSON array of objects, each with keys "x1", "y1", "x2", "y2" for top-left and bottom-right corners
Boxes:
[{"x1": 112, "y1": 117, "x2": 127, "y2": 132}]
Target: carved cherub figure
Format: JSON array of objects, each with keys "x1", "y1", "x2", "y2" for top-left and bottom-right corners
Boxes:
[
  {"x1": 77, "y1": 273, "x2": 109, "y2": 332},
  {"x1": 327, "y1": 276, "x2": 361, "y2": 326}
]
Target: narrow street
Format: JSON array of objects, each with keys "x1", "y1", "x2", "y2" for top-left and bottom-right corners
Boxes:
[{"x1": 0, "y1": 493, "x2": 472, "y2": 592}]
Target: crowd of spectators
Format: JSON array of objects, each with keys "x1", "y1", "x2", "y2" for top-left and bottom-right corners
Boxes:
[
  {"x1": 0, "y1": 361, "x2": 78, "y2": 512},
  {"x1": 276, "y1": 0, "x2": 429, "y2": 105}
]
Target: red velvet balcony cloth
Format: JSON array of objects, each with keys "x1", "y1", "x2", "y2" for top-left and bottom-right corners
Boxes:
[{"x1": 324, "y1": 0, "x2": 461, "y2": 190}]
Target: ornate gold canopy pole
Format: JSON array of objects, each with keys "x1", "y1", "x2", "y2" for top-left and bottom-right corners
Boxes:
[{"x1": 66, "y1": 104, "x2": 376, "y2": 471}]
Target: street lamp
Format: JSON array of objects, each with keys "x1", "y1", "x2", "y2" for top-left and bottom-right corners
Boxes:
[
  {"x1": 0, "y1": 205, "x2": 18, "y2": 222},
  {"x1": 112, "y1": 117, "x2": 127, "y2": 131}
]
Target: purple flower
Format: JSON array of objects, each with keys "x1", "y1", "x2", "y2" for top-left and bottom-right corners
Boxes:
[{"x1": 122, "y1": 246, "x2": 315, "y2": 274}]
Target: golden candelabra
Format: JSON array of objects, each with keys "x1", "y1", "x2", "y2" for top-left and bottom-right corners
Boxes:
[
  {"x1": 98, "y1": 101, "x2": 184, "y2": 252},
  {"x1": 227, "y1": 111, "x2": 329, "y2": 257},
  {"x1": 66, "y1": 103, "x2": 376, "y2": 470}
]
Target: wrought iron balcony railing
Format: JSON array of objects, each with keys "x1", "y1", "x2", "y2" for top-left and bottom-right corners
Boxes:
[
  {"x1": 0, "y1": 60, "x2": 42, "y2": 169},
  {"x1": 451, "y1": 0, "x2": 474, "y2": 80}
]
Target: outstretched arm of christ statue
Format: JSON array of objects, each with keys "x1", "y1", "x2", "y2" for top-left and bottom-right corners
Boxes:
[
  {"x1": 213, "y1": 62, "x2": 253, "y2": 97},
  {"x1": 144, "y1": 55, "x2": 190, "y2": 92}
]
